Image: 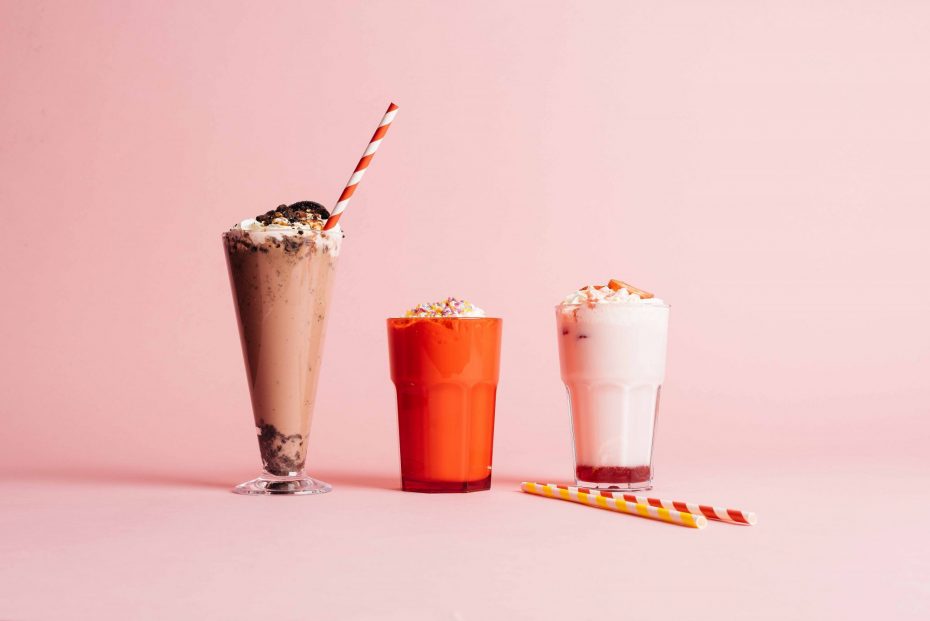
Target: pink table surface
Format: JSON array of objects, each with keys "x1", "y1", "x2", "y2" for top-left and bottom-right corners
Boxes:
[
  {"x1": 2, "y1": 458, "x2": 927, "y2": 620},
  {"x1": 2, "y1": 1, "x2": 930, "y2": 618}
]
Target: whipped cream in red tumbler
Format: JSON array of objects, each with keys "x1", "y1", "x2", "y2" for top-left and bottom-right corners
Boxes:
[{"x1": 556, "y1": 280, "x2": 669, "y2": 491}]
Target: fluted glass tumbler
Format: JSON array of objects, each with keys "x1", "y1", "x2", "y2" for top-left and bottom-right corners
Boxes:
[
  {"x1": 387, "y1": 317, "x2": 502, "y2": 493},
  {"x1": 556, "y1": 303, "x2": 669, "y2": 491}
]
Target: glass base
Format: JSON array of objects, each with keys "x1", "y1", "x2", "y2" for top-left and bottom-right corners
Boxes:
[
  {"x1": 232, "y1": 472, "x2": 332, "y2": 496},
  {"x1": 576, "y1": 478, "x2": 653, "y2": 492},
  {"x1": 402, "y1": 474, "x2": 491, "y2": 493},
  {"x1": 574, "y1": 465, "x2": 652, "y2": 491}
]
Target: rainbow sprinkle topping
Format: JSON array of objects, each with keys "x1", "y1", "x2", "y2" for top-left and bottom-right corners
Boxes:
[{"x1": 404, "y1": 297, "x2": 486, "y2": 318}]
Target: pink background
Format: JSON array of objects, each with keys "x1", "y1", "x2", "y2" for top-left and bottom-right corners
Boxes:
[{"x1": 2, "y1": 1, "x2": 928, "y2": 618}]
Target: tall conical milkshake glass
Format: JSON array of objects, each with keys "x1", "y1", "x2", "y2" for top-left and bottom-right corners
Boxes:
[
  {"x1": 222, "y1": 102, "x2": 397, "y2": 495},
  {"x1": 223, "y1": 204, "x2": 341, "y2": 495}
]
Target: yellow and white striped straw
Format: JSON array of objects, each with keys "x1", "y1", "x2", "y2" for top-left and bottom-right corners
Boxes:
[{"x1": 520, "y1": 482, "x2": 707, "y2": 529}]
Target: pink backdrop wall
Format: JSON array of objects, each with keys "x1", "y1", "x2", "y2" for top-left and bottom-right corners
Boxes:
[
  {"x1": 0, "y1": 0, "x2": 930, "y2": 621},
  {"x1": 1, "y1": 4, "x2": 929, "y2": 615}
]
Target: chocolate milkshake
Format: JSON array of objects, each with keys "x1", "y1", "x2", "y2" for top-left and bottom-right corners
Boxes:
[{"x1": 223, "y1": 201, "x2": 341, "y2": 495}]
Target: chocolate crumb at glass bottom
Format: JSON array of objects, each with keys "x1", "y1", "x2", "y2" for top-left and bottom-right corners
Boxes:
[
  {"x1": 256, "y1": 421, "x2": 306, "y2": 476},
  {"x1": 224, "y1": 225, "x2": 341, "y2": 495}
]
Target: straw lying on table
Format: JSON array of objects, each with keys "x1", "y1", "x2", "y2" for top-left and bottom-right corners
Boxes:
[
  {"x1": 521, "y1": 483, "x2": 757, "y2": 528},
  {"x1": 520, "y1": 482, "x2": 707, "y2": 529},
  {"x1": 570, "y1": 486, "x2": 757, "y2": 525}
]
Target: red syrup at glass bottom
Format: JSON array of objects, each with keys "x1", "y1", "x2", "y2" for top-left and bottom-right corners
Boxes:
[{"x1": 576, "y1": 465, "x2": 651, "y2": 484}]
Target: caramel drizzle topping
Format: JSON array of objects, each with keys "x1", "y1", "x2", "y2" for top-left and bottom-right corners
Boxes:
[{"x1": 607, "y1": 279, "x2": 654, "y2": 299}]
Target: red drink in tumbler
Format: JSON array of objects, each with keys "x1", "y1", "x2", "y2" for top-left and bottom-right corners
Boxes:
[{"x1": 387, "y1": 298, "x2": 501, "y2": 493}]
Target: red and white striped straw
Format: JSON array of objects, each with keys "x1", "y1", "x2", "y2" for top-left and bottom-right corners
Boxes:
[
  {"x1": 323, "y1": 102, "x2": 399, "y2": 231},
  {"x1": 567, "y1": 485, "x2": 757, "y2": 525}
]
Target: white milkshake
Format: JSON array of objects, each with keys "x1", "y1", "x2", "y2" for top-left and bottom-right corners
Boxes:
[{"x1": 556, "y1": 281, "x2": 669, "y2": 490}]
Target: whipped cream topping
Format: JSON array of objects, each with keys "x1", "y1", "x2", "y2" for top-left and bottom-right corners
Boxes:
[
  {"x1": 236, "y1": 218, "x2": 336, "y2": 235},
  {"x1": 562, "y1": 285, "x2": 665, "y2": 307},
  {"x1": 404, "y1": 297, "x2": 486, "y2": 318},
  {"x1": 230, "y1": 201, "x2": 341, "y2": 240}
]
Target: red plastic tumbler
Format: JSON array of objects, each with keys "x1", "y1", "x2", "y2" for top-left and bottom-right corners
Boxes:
[{"x1": 387, "y1": 317, "x2": 502, "y2": 492}]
